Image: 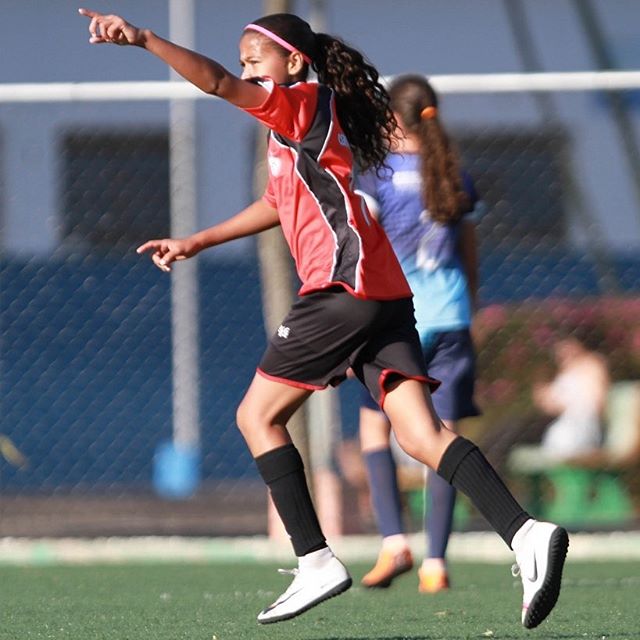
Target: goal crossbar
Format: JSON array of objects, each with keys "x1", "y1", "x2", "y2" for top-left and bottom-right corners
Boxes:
[{"x1": 1, "y1": 70, "x2": 640, "y2": 103}]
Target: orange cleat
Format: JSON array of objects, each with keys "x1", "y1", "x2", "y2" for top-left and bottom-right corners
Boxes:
[
  {"x1": 361, "y1": 548, "x2": 414, "y2": 588},
  {"x1": 418, "y1": 565, "x2": 450, "y2": 593}
]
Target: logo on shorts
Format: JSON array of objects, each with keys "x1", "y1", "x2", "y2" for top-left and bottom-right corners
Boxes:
[{"x1": 277, "y1": 324, "x2": 291, "y2": 339}]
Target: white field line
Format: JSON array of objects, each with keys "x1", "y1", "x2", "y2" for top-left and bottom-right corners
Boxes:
[{"x1": 1, "y1": 531, "x2": 639, "y2": 566}]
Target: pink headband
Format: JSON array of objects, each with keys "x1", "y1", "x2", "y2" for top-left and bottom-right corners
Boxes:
[{"x1": 244, "y1": 23, "x2": 312, "y2": 64}]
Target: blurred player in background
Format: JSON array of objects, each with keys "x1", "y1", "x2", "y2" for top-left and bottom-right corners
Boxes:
[
  {"x1": 79, "y1": 8, "x2": 568, "y2": 629},
  {"x1": 356, "y1": 75, "x2": 480, "y2": 594},
  {"x1": 534, "y1": 332, "x2": 609, "y2": 461}
]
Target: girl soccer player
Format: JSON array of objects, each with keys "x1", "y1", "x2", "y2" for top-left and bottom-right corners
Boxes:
[
  {"x1": 356, "y1": 75, "x2": 480, "y2": 593},
  {"x1": 79, "y1": 8, "x2": 568, "y2": 628}
]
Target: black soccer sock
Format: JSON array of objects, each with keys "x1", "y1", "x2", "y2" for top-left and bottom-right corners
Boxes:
[
  {"x1": 255, "y1": 444, "x2": 327, "y2": 557},
  {"x1": 437, "y1": 436, "x2": 530, "y2": 548}
]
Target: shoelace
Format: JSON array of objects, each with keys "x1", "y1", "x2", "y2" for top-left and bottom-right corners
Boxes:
[
  {"x1": 511, "y1": 563, "x2": 521, "y2": 578},
  {"x1": 267, "y1": 568, "x2": 302, "y2": 604}
]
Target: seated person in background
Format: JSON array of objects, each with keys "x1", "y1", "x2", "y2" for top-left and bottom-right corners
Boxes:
[{"x1": 533, "y1": 333, "x2": 610, "y2": 461}]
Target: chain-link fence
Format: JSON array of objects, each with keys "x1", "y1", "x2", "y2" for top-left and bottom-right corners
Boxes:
[{"x1": 1, "y1": 79, "x2": 639, "y2": 537}]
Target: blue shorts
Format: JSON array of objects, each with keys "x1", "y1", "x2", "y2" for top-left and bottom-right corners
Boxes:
[{"x1": 360, "y1": 328, "x2": 479, "y2": 420}]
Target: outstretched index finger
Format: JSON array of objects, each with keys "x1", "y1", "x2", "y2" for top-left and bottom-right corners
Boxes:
[
  {"x1": 78, "y1": 8, "x2": 99, "y2": 18},
  {"x1": 136, "y1": 240, "x2": 162, "y2": 254}
]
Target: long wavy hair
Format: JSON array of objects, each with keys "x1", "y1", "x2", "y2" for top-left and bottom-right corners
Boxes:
[
  {"x1": 389, "y1": 75, "x2": 470, "y2": 224},
  {"x1": 245, "y1": 14, "x2": 396, "y2": 173}
]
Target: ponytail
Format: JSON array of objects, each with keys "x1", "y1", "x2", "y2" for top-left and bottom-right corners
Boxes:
[
  {"x1": 389, "y1": 75, "x2": 469, "y2": 224},
  {"x1": 418, "y1": 116, "x2": 470, "y2": 224},
  {"x1": 313, "y1": 33, "x2": 396, "y2": 173}
]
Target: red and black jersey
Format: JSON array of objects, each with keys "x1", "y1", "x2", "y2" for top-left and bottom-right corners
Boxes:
[{"x1": 243, "y1": 80, "x2": 411, "y2": 300}]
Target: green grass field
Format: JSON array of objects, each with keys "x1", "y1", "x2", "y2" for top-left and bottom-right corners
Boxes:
[{"x1": 1, "y1": 560, "x2": 638, "y2": 640}]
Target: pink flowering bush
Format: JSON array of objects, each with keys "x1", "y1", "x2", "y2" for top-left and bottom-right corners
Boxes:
[{"x1": 472, "y1": 296, "x2": 640, "y2": 431}]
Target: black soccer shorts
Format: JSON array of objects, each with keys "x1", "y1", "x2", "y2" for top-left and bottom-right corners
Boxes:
[{"x1": 257, "y1": 286, "x2": 440, "y2": 408}]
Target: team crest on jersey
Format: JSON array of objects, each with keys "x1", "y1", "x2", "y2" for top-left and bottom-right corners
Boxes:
[{"x1": 268, "y1": 155, "x2": 282, "y2": 176}]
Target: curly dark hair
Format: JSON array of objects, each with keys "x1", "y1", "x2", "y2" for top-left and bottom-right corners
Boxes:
[
  {"x1": 389, "y1": 74, "x2": 470, "y2": 224},
  {"x1": 245, "y1": 14, "x2": 396, "y2": 173}
]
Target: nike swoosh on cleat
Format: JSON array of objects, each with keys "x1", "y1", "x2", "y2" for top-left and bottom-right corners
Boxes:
[
  {"x1": 262, "y1": 578, "x2": 344, "y2": 613},
  {"x1": 258, "y1": 577, "x2": 352, "y2": 624},
  {"x1": 262, "y1": 586, "x2": 306, "y2": 612}
]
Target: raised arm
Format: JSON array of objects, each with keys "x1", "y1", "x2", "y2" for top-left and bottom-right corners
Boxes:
[
  {"x1": 137, "y1": 199, "x2": 280, "y2": 271},
  {"x1": 78, "y1": 8, "x2": 266, "y2": 108}
]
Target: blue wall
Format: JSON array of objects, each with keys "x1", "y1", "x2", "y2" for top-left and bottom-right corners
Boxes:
[{"x1": 3, "y1": 250, "x2": 639, "y2": 491}]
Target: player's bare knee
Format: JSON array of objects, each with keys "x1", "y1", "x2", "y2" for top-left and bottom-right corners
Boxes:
[
  {"x1": 394, "y1": 431, "x2": 438, "y2": 468},
  {"x1": 237, "y1": 399, "x2": 277, "y2": 439},
  {"x1": 394, "y1": 431, "x2": 423, "y2": 461},
  {"x1": 235, "y1": 399, "x2": 259, "y2": 435}
]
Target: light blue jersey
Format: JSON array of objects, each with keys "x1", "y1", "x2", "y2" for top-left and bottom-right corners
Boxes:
[{"x1": 356, "y1": 152, "x2": 478, "y2": 343}]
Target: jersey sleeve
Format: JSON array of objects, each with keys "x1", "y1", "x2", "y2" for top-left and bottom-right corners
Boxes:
[
  {"x1": 242, "y1": 79, "x2": 318, "y2": 141},
  {"x1": 262, "y1": 174, "x2": 277, "y2": 208}
]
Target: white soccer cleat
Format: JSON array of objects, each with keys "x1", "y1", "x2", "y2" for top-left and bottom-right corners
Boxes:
[
  {"x1": 257, "y1": 555, "x2": 352, "y2": 624},
  {"x1": 512, "y1": 521, "x2": 569, "y2": 629}
]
